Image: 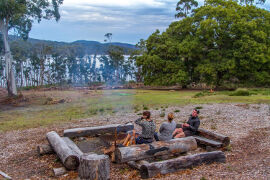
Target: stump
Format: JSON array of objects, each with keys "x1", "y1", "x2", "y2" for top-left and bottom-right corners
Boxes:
[
  {"x1": 37, "y1": 144, "x2": 54, "y2": 156},
  {"x1": 140, "y1": 151, "x2": 226, "y2": 179},
  {"x1": 46, "y1": 131, "x2": 80, "y2": 170},
  {"x1": 79, "y1": 153, "x2": 110, "y2": 180},
  {"x1": 115, "y1": 136, "x2": 197, "y2": 163}
]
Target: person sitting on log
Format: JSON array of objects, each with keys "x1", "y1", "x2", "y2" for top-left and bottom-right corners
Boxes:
[
  {"x1": 123, "y1": 111, "x2": 156, "y2": 145},
  {"x1": 154, "y1": 112, "x2": 176, "y2": 141},
  {"x1": 173, "y1": 109, "x2": 200, "y2": 138}
]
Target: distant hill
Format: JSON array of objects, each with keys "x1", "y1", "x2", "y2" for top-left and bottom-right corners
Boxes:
[{"x1": 4, "y1": 35, "x2": 136, "y2": 55}]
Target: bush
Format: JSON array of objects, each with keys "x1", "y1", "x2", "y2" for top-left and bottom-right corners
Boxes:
[
  {"x1": 174, "y1": 109, "x2": 180, "y2": 113},
  {"x1": 229, "y1": 90, "x2": 250, "y2": 96}
]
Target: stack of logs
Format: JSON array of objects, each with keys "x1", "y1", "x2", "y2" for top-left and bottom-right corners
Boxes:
[{"x1": 38, "y1": 123, "x2": 229, "y2": 179}]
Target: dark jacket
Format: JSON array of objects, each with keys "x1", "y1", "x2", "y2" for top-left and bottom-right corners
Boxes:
[
  {"x1": 135, "y1": 118, "x2": 156, "y2": 139},
  {"x1": 185, "y1": 116, "x2": 200, "y2": 134}
]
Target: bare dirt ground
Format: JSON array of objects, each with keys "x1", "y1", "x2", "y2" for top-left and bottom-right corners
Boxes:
[{"x1": 1, "y1": 103, "x2": 270, "y2": 180}]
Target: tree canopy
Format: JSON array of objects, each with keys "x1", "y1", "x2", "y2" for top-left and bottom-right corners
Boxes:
[{"x1": 137, "y1": 0, "x2": 270, "y2": 87}]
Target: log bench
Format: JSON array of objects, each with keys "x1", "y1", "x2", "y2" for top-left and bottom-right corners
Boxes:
[
  {"x1": 63, "y1": 123, "x2": 134, "y2": 138},
  {"x1": 176, "y1": 124, "x2": 230, "y2": 148}
]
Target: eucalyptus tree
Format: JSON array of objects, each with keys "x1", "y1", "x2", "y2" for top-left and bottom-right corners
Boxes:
[
  {"x1": 0, "y1": 0, "x2": 63, "y2": 96},
  {"x1": 175, "y1": 0, "x2": 198, "y2": 18},
  {"x1": 34, "y1": 43, "x2": 52, "y2": 86}
]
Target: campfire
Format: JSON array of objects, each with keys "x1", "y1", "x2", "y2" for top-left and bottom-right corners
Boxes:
[{"x1": 37, "y1": 123, "x2": 229, "y2": 179}]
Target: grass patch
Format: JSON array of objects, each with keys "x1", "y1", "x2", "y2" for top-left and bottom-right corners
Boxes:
[
  {"x1": 174, "y1": 109, "x2": 180, "y2": 113},
  {"x1": 1, "y1": 88, "x2": 270, "y2": 132},
  {"x1": 193, "y1": 90, "x2": 215, "y2": 98}
]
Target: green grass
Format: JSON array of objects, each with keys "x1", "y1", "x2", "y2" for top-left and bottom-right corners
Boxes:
[{"x1": 0, "y1": 89, "x2": 270, "y2": 132}]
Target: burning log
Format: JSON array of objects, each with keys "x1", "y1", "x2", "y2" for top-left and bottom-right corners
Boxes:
[
  {"x1": 79, "y1": 153, "x2": 110, "y2": 180},
  {"x1": 46, "y1": 131, "x2": 80, "y2": 170},
  {"x1": 37, "y1": 144, "x2": 54, "y2": 156},
  {"x1": 197, "y1": 128, "x2": 230, "y2": 147},
  {"x1": 140, "y1": 151, "x2": 226, "y2": 179},
  {"x1": 63, "y1": 123, "x2": 134, "y2": 138},
  {"x1": 115, "y1": 136, "x2": 197, "y2": 163}
]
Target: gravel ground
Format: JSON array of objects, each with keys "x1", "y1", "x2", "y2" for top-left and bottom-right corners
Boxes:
[{"x1": 1, "y1": 103, "x2": 270, "y2": 179}]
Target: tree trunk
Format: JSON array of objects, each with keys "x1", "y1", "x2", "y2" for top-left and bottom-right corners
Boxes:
[
  {"x1": 0, "y1": 20, "x2": 17, "y2": 96},
  {"x1": 78, "y1": 153, "x2": 110, "y2": 180},
  {"x1": 46, "y1": 131, "x2": 80, "y2": 170},
  {"x1": 140, "y1": 151, "x2": 226, "y2": 179},
  {"x1": 63, "y1": 123, "x2": 134, "y2": 138},
  {"x1": 115, "y1": 136, "x2": 197, "y2": 163}
]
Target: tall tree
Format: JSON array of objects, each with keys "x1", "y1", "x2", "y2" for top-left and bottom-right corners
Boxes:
[
  {"x1": 0, "y1": 0, "x2": 63, "y2": 96},
  {"x1": 175, "y1": 0, "x2": 198, "y2": 18}
]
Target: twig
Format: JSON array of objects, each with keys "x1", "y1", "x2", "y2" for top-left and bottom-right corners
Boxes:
[{"x1": 0, "y1": 170, "x2": 12, "y2": 180}]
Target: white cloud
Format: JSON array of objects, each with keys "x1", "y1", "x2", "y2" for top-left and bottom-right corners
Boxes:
[{"x1": 63, "y1": 0, "x2": 166, "y2": 8}]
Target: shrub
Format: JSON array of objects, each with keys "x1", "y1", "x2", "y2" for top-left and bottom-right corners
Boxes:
[
  {"x1": 174, "y1": 109, "x2": 180, "y2": 113},
  {"x1": 229, "y1": 90, "x2": 250, "y2": 96},
  {"x1": 160, "y1": 112, "x2": 165, "y2": 117}
]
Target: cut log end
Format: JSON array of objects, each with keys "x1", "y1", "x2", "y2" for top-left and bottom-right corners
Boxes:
[{"x1": 64, "y1": 155, "x2": 80, "y2": 170}]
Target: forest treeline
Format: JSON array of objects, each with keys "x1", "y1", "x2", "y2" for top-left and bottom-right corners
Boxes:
[
  {"x1": 0, "y1": 36, "x2": 137, "y2": 87},
  {"x1": 136, "y1": 0, "x2": 270, "y2": 88},
  {"x1": 0, "y1": 0, "x2": 269, "y2": 92}
]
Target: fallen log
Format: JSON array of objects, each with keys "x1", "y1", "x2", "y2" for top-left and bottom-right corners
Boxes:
[
  {"x1": 64, "y1": 123, "x2": 134, "y2": 138},
  {"x1": 53, "y1": 167, "x2": 67, "y2": 176},
  {"x1": 115, "y1": 136, "x2": 197, "y2": 163},
  {"x1": 197, "y1": 128, "x2": 230, "y2": 147},
  {"x1": 140, "y1": 151, "x2": 226, "y2": 179},
  {"x1": 37, "y1": 144, "x2": 54, "y2": 156},
  {"x1": 127, "y1": 160, "x2": 149, "y2": 170},
  {"x1": 193, "y1": 136, "x2": 223, "y2": 148},
  {"x1": 79, "y1": 153, "x2": 110, "y2": 180},
  {"x1": 46, "y1": 131, "x2": 80, "y2": 170},
  {"x1": 62, "y1": 137, "x2": 83, "y2": 156}
]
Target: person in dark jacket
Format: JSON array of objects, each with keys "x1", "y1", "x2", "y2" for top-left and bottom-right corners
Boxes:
[
  {"x1": 123, "y1": 111, "x2": 156, "y2": 145},
  {"x1": 173, "y1": 109, "x2": 200, "y2": 138}
]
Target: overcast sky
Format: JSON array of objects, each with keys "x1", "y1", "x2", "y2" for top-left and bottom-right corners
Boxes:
[{"x1": 29, "y1": 0, "x2": 269, "y2": 45}]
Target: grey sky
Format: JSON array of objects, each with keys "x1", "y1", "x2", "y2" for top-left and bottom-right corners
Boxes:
[{"x1": 29, "y1": 0, "x2": 269, "y2": 45}]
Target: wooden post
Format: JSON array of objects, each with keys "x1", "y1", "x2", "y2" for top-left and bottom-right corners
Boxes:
[
  {"x1": 140, "y1": 151, "x2": 226, "y2": 179},
  {"x1": 78, "y1": 153, "x2": 110, "y2": 180},
  {"x1": 64, "y1": 123, "x2": 134, "y2": 138},
  {"x1": 115, "y1": 136, "x2": 197, "y2": 163},
  {"x1": 46, "y1": 131, "x2": 80, "y2": 170},
  {"x1": 37, "y1": 144, "x2": 54, "y2": 156}
]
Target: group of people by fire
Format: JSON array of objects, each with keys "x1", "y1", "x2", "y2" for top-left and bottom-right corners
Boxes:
[{"x1": 122, "y1": 109, "x2": 200, "y2": 146}]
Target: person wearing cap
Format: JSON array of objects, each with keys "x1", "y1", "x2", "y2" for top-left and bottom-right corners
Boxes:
[{"x1": 173, "y1": 109, "x2": 200, "y2": 138}]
